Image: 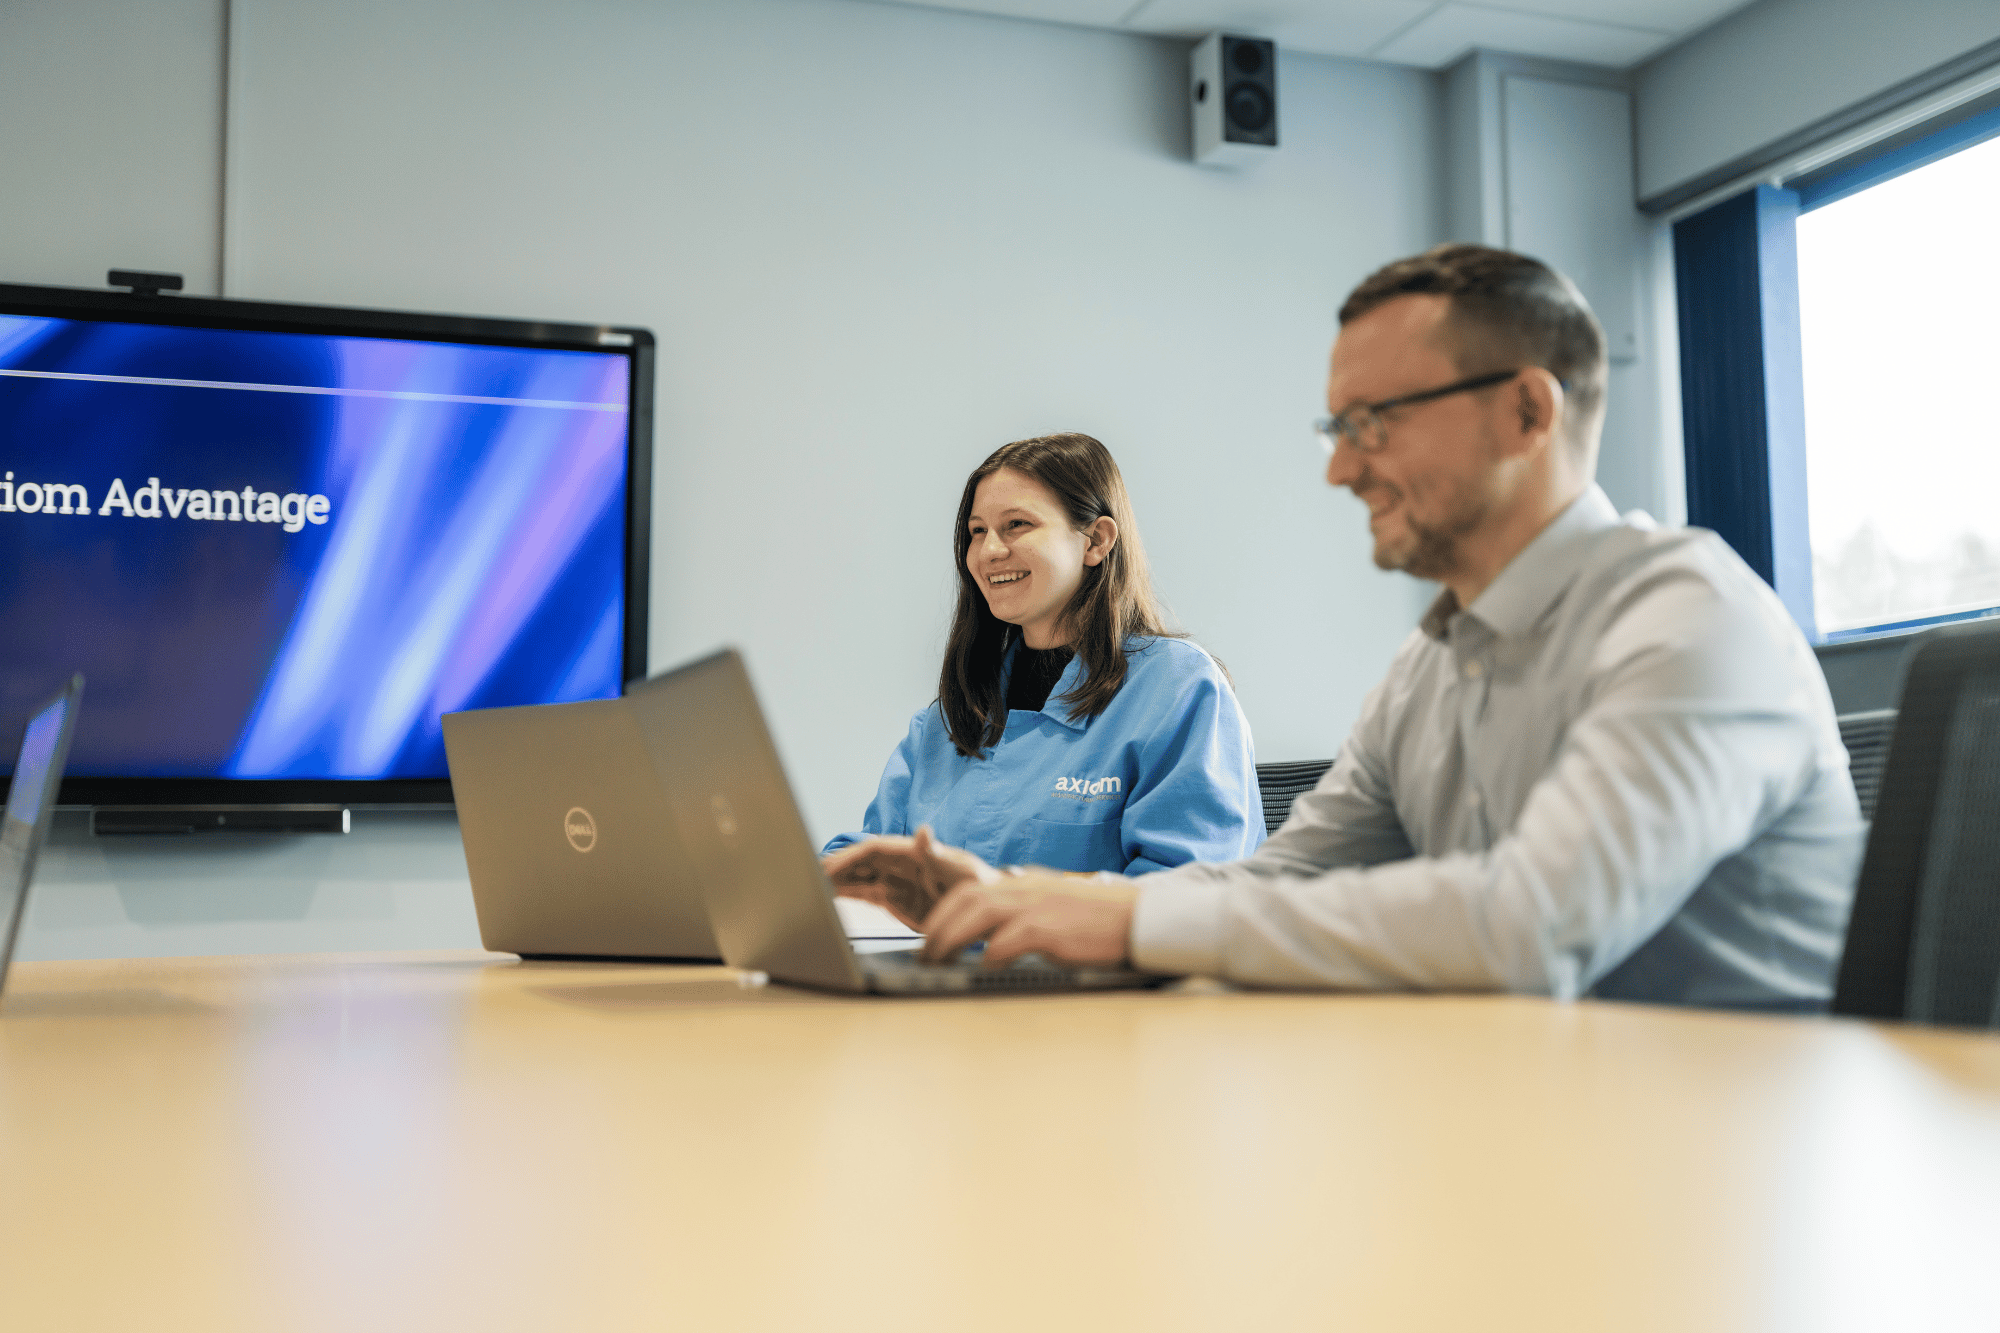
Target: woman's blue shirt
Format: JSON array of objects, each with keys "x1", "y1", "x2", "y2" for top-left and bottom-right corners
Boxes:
[{"x1": 824, "y1": 637, "x2": 1264, "y2": 874}]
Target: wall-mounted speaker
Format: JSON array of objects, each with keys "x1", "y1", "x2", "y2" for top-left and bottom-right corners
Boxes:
[{"x1": 1190, "y1": 34, "x2": 1277, "y2": 166}]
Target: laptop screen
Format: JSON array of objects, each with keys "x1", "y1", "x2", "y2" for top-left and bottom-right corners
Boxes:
[
  {"x1": 4, "y1": 694, "x2": 69, "y2": 842},
  {"x1": 1, "y1": 687, "x2": 76, "y2": 989}
]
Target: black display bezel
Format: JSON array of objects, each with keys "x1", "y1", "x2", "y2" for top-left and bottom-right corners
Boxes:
[{"x1": 0, "y1": 280, "x2": 654, "y2": 809}]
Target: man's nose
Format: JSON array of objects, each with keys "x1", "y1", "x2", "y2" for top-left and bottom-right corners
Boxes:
[{"x1": 1324, "y1": 433, "x2": 1363, "y2": 489}]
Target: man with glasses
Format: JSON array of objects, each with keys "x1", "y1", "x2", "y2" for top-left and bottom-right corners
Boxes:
[{"x1": 836, "y1": 244, "x2": 1863, "y2": 1009}]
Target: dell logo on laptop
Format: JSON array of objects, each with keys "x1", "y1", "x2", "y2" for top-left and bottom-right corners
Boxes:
[{"x1": 563, "y1": 806, "x2": 597, "y2": 852}]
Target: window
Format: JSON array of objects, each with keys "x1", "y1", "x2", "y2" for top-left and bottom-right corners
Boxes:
[
  {"x1": 1672, "y1": 99, "x2": 2000, "y2": 644},
  {"x1": 1797, "y1": 129, "x2": 2000, "y2": 637}
]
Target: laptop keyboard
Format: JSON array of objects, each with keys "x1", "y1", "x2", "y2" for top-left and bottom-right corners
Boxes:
[{"x1": 861, "y1": 947, "x2": 1122, "y2": 992}]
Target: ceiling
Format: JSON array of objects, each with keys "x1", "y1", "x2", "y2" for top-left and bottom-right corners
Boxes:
[{"x1": 853, "y1": 0, "x2": 1760, "y2": 70}]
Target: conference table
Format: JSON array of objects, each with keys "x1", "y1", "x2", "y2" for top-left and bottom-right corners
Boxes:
[{"x1": 2, "y1": 951, "x2": 1997, "y2": 1332}]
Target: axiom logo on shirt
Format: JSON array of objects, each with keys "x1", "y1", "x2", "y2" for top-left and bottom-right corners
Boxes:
[{"x1": 1052, "y1": 774, "x2": 1121, "y2": 801}]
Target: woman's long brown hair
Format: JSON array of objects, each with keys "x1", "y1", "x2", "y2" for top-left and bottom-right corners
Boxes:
[{"x1": 939, "y1": 433, "x2": 1176, "y2": 758}]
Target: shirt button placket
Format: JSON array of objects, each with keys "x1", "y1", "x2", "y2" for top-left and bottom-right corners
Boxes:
[{"x1": 1456, "y1": 641, "x2": 1491, "y2": 844}]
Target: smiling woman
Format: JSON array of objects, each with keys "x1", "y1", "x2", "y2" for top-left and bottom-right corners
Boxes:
[{"x1": 821, "y1": 433, "x2": 1265, "y2": 926}]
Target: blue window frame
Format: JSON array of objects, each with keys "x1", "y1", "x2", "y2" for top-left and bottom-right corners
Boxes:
[{"x1": 1673, "y1": 99, "x2": 2000, "y2": 643}]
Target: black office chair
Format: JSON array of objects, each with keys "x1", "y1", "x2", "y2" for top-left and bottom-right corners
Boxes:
[
  {"x1": 1837, "y1": 708, "x2": 1896, "y2": 823},
  {"x1": 1258, "y1": 719, "x2": 1896, "y2": 826},
  {"x1": 1832, "y1": 619, "x2": 2000, "y2": 1028},
  {"x1": 1254, "y1": 759, "x2": 1334, "y2": 837}
]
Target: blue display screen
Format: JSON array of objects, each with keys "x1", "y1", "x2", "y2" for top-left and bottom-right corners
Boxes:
[
  {"x1": 3, "y1": 695, "x2": 67, "y2": 832},
  {"x1": 0, "y1": 314, "x2": 631, "y2": 780}
]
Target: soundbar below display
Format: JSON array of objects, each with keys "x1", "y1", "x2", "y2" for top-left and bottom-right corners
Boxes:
[{"x1": 0, "y1": 286, "x2": 652, "y2": 800}]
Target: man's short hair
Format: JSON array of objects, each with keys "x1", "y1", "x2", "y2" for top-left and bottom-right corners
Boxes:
[{"x1": 1340, "y1": 244, "x2": 1608, "y2": 443}]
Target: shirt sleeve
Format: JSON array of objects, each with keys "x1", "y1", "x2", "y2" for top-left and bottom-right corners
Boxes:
[
  {"x1": 1118, "y1": 657, "x2": 1266, "y2": 875},
  {"x1": 820, "y1": 707, "x2": 926, "y2": 855},
  {"x1": 1241, "y1": 667, "x2": 1417, "y2": 877},
  {"x1": 1130, "y1": 568, "x2": 1826, "y2": 996}
]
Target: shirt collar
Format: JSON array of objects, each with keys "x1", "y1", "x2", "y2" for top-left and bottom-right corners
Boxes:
[
  {"x1": 1042, "y1": 653, "x2": 1091, "y2": 731},
  {"x1": 1419, "y1": 484, "x2": 1622, "y2": 642},
  {"x1": 1002, "y1": 639, "x2": 1091, "y2": 732}
]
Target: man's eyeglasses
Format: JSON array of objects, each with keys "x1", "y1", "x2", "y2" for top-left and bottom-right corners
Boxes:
[{"x1": 1313, "y1": 368, "x2": 1521, "y2": 457}]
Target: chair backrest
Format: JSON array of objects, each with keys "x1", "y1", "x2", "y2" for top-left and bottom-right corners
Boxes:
[
  {"x1": 1254, "y1": 759, "x2": 1334, "y2": 837},
  {"x1": 1832, "y1": 620, "x2": 2000, "y2": 1028},
  {"x1": 1837, "y1": 708, "x2": 1896, "y2": 823}
]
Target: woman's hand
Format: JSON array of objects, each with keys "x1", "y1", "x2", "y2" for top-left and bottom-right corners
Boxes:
[{"x1": 821, "y1": 826, "x2": 1001, "y2": 930}]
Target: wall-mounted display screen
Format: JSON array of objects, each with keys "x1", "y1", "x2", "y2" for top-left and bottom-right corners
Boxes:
[{"x1": 0, "y1": 283, "x2": 652, "y2": 805}]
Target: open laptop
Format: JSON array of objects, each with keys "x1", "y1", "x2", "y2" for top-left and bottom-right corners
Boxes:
[
  {"x1": 624, "y1": 649, "x2": 1163, "y2": 995},
  {"x1": 442, "y1": 697, "x2": 721, "y2": 962},
  {"x1": 0, "y1": 675, "x2": 85, "y2": 1001}
]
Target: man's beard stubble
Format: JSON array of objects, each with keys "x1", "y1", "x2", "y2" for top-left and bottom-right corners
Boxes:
[{"x1": 1354, "y1": 464, "x2": 1491, "y2": 583}]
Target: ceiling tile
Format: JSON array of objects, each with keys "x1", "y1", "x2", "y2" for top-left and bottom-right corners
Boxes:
[
  {"x1": 834, "y1": 0, "x2": 1763, "y2": 65},
  {"x1": 1368, "y1": 3, "x2": 1672, "y2": 68},
  {"x1": 1120, "y1": 0, "x2": 1434, "y2": 60},
  {"x1": 1498, "y1": 0, "x2": 1751, "y2": 32},
  {"x1": 866, "y1": 0, "x2": 1141, "y2": 25}
]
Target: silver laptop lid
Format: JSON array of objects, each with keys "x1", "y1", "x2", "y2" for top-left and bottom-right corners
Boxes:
[
  {"x1": 625, "y1": 650, "x2": 866, "y2": 992},
  {"x1": 442, "y1": 697, "x2": 720, "y2": 961},
  {"x1": 1, "y1": 675, "x2": 84, "y2": 998}
]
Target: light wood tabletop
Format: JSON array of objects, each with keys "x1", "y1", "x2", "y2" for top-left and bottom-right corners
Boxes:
[{"x1": 2, "y1": 951, "x2": 1997, "y2": 1333}]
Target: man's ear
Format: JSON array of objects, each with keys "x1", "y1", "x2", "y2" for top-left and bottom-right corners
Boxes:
[
  {"x1": 1506, "y1": 369, "x2": 1565, "y2": 456},
  {"x1": 1082, "y1": 515, "x2": 1120, "y2": 567}
]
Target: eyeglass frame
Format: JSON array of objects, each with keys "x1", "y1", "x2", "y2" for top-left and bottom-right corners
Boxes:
[{"x1": 1313, "y1": 367, "x2": 1530, "y2": 457}]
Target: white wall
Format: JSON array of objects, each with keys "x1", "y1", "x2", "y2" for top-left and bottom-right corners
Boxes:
[
  {"x1": 9, "y1": 0, "x2": 1444, "y2": 960},
  {"x1": 1635, "y1": 0, "x2": 2000, "y2": 202},
  {"x1": 0, "y1": 0, "x2": 227, "y2": 295},
  {"x1": 25, "y1": 811, "x2": 480, "y2": 961},
  {"x1": 1440, "y1": 52, "x2": 1675, "y2": 525}
]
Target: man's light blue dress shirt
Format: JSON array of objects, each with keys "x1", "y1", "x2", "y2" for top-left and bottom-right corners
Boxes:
[
  {"x1": 824, "y1": 637, "x2": 1264, "y2": 875},
  {"x1": 1132, "y1": 487, "x2": 1866, "y2": 1009}
]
